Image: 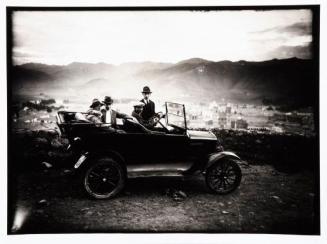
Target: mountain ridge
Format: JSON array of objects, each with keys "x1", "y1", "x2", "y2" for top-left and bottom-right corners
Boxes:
[{"x1": 11, "y1": 58, "x2": 316, "y2": 107}]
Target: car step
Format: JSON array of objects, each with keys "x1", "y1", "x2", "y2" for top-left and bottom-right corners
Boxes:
[{"x1": 127, "y1": 171, "x2": 185, "y2": 178}]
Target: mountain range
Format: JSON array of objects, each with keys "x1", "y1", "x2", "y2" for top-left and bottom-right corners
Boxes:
[{"x1": 10, "y1": 57, "x2": 317, "y2": 107}]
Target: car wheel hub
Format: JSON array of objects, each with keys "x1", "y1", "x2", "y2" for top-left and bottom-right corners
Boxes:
[{"x1": 206, "y1": 160, "x2": 242, "y2": 194}]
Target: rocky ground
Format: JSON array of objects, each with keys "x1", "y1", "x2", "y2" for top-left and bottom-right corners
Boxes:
[
  {"x1": 8, "y1": 128, "x2": 320, "y2": 234},
  {"x1": 9, "y1": 164, "x2": 318, "y2": 234}
]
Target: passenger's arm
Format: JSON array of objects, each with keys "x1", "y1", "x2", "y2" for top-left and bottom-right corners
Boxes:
[
  {"x1": 116, "y1": 111, "x2": 133, "y2": 120},
  {"x1": 86, "y1": 109, "x2": 102, "y2": 116}
]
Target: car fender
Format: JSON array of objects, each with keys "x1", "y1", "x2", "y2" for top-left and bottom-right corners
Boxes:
[
  {"x1": 206, "y1": 151, "x2": 241, "y2": 169},
  {"x1": 73, "y1": 150, "x2": 125, "y2": 171}
]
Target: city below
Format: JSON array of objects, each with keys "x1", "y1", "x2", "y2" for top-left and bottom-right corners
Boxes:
[{"x1": 11, "y1": 96, "x2": 315, "y2": 137}]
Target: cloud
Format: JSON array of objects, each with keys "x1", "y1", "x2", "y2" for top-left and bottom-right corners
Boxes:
[
  {"x1": 13, "y1": 50, "x2": 32, "y2": 58},
  {"x1": 12, "y1": 10, "x2": 313, "y2": 64},
  {"x1": 266, "y1": 42, "x2": 312, "y2": 59},
  {"x1": 251, "y1": 21, "x2": 312, "y2": 36},
  {"x1": 279, "y1": 22, "x2": 312, "y2": 35},
  {"x1": 250, "y1": 36, "x2": 288, "y2": 44},
  {"x1": 249, "y1": 21, "x2": 312, "y2": 60}
]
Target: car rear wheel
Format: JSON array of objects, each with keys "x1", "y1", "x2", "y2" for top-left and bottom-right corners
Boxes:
[
  {"x1": 83, "y1": 157, "x2": 126, "y2": 199},
  {"x1": 205, "y1": 159, "x2": 242, "y2": 194}
]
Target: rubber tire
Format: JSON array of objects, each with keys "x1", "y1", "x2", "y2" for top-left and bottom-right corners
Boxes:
[
  {"x1": 205, "y1": 158, "x2": 242, "y2": 195},
  {"x1": 82, "y1": 157, "x2": 126, "y2": 199}
]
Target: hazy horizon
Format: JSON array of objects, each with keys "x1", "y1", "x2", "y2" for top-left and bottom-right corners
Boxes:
[{"x1": 14, "y1": 56, "x2": 312, "y2": 66}]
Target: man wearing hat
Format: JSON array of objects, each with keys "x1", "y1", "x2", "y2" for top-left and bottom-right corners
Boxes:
[
  {"x1": 86, "y1": 98, "x2": 103, "y2": 123},
  {"x1": 131, "y1": 101, "x2": 146, "y2": 124},
  {"x1": 140, "y1": 86, "x2": 156, "y2": 122},
  {"x1": 100, "y1": 96, "x2": 132, "y2": 127}
]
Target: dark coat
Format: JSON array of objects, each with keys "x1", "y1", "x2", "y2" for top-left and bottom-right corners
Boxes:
[
  {"x1": 132, "y1": 111, "x2": 148, "y2": 125},
  {"x1": 140, "y1": 99, "x2": 155, "y2": 121}
]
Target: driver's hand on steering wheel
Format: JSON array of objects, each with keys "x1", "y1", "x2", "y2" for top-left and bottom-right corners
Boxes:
[{"x1": 155, "y1": 112, "x2": 165, "y2": 118}]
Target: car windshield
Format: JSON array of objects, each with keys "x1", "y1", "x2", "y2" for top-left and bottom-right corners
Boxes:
[{"x1": 165, "y1": 102, "x2": 186, "y2": 129}]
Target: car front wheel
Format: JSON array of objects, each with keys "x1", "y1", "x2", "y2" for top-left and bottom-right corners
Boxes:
[
  {"x1": 205, "y1": 159, "x2": 242, "y2": 194},
  {"x1": 83, "y1": 157, "x2": 126, "y2": 199}
]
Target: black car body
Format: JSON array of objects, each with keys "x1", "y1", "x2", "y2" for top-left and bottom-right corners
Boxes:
[{"x1": 57, "y1": 102, "x2": 242, "y2": 199}]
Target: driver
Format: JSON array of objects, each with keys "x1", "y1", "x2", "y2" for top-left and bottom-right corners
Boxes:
[
  {"x1": 140, "y1": 86, "x2": 156, "y2": 122},
  {"x1": 100, "y1": 96, "x2": 132, "y2": 127}
]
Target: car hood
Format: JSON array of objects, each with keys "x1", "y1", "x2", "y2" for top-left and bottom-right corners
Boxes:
[{"x1": 187, "y1": 130, "x2": 217, "y2": 141}]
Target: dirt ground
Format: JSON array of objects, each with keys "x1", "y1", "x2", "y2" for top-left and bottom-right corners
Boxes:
[{"x1": 9, "y1": 163, "x2": 319, "y2": 234}]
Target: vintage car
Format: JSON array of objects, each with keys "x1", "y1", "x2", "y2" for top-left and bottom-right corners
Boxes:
[{"x1": 56, "y1": 102, "x2": 242, "y2": 199}]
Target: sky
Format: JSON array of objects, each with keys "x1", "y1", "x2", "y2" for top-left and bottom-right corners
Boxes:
[{"x1": 12, "y1": 9, "x2": 313, "y2": 65}]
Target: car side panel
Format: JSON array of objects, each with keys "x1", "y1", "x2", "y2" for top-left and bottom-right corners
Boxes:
[{"x1": 79, "y1": 130, "x2": 193, "y2": 164}]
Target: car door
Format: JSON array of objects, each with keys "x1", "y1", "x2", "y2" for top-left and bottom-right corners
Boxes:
[{"x1": 148, "y1": 133, "x2": 190, "y2": 164}]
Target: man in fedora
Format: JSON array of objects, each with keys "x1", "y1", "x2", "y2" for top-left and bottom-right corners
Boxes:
[
  {"x1": 86, "y1": 98, "x2": 103, "y2": 123},
  {"x1": 140, "y1": 86, "x2": 156, "y2": 122},
  {"x1": 100, "y1": 96, "x2": 131, "y2": 127}
]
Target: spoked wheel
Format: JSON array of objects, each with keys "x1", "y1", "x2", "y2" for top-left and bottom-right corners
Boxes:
[
  {"x1": 205, "y1": 159, "x2": 242, "y2": 194},
  {"x1": 83, "y1": 158, "x2": 126, "y2": 199}
]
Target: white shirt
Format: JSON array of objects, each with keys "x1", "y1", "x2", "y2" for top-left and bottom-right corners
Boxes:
[
  {"x1": 101, "y1": 105, "x2": 112, "y2": 124},
  {"x1": 105, "y1": 109, "x2": 112, "y2": 124}
]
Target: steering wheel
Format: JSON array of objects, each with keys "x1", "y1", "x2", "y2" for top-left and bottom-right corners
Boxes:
[{"x1": 148, "y1": 112, "x2": 164, "y2": 127}]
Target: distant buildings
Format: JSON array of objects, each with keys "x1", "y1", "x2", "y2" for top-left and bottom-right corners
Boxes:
[
  {"x1": 226, "y1": 106, "x2": 232, "y2": 114},
  {"x1": 218, "y1": 113, "x2": 227, "y2": 129},
  {"x1": 231, "y1": 118, "x2": 248, "y2": 129},
  {"x1": 268, "y1": 111, "x2": 315, "y2": 134},
  {"x1": 186, "y1": 100, "x2": 315, "y2": 135},
  {"x1": 205, "y1": 120, "x2": 213, "y2": 126}
]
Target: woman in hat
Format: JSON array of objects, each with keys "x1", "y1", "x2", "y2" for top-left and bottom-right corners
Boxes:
[{"x1": 86, "y1": 98, "x2": 103, "y2": 123}]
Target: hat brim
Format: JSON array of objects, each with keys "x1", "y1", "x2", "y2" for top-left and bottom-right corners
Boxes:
[
  {"x1": 90, "y1": 102, "x2": 101, "y2": 108},
  {"x1": 142, "y1": 91, "x2": 152, "y2": 94},
  {"x1": 102, "y1": 101, "x2": 113, "y2": 104}
]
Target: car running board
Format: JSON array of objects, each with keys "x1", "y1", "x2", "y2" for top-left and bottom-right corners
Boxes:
[
  {"x1": 128, "y1": 171, "x2": 186, "y2": 178},
  {"x1": 127, "y1": 163, "x2": 192, "y2": 178}
]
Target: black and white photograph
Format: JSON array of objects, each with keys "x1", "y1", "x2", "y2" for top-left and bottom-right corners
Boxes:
[{"x1": 4, "y1": 1, "x2": 324, "y2": 241}]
